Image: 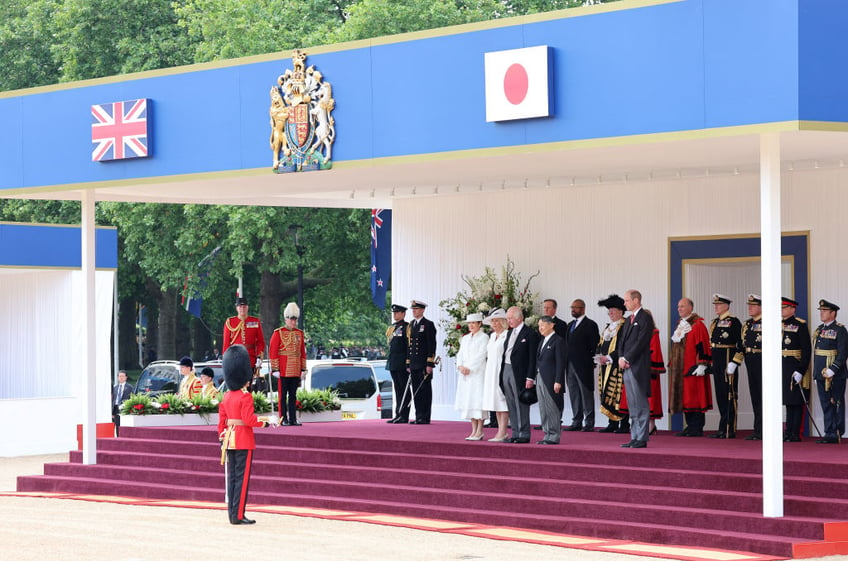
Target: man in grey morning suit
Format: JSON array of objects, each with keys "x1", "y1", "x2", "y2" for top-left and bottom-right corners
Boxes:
[
  {"x1": 501, "y1": 306, "x2": 540, "y2": 443},
  {"x1": 617, "y1": 290, "x2": 655, "y2": 449},
  {"x1": 535, "y1": 316, "x2": 567, "y2": 444}
]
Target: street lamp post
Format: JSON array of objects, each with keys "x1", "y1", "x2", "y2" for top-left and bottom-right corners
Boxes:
[{"x1": 289, "y1": 224, "x2": 305, "y2": 329}]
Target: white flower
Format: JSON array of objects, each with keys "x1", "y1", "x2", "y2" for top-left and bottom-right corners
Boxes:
[
  {"x1": 477, "y1": 302, "x2": 491, "y2": 312},
  {"x1": 151, "y1": 402, "x2": 162, "y2": 409}
]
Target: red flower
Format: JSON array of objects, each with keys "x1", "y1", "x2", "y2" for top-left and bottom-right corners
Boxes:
[
  {"x1": 465, "y1": 302, "x2": 471, "y2": 307},
  {"x1": 133, "y1": 404, "x2": 144, "y2": 411},
  {"x1": 161, "y1": 403, "x2": 170, "y2": 410},
  {"x1": 296, "y1": 400, "x2": 302, "y2": 410},
  {"x1": 494, "y1": 294, "x2": 502, "y2": 300},
  {"x1": 455, "y1": 324, "x2": 462, "y2": 330}
]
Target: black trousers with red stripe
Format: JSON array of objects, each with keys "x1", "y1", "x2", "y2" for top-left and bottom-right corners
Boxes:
[{"x1": 226, "y1": 449, "x2": 253, "y2": 522}]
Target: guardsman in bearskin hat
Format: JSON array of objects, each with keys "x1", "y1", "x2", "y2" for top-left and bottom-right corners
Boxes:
[
  {"x1": 222, "y1": 296, "x2": 266, "y2": 371},
  {"x1": 269, "y1": 302, "x2": 307, "y2": 426},
  {"x1": 740, "y1": 294, "x2": 764, "y2": 440},
  {"x1": 709, "y1": 294, "x2": 744, "y2": 439},
  {"x1": 781, "y1": 297, "x2": 811, "y2": 442},
  {"x1": 386, "y1": 304, "x2": 410, "y2": 423},
  {"x1": 217, "y1": 344, "x2": 277, "y2": 525},
  {"x1": 406, "y1": 300, "x2": 438, "y2": 424},
  {"x1": 812, "y1": 299, "x2": 848, "y2": 443}
]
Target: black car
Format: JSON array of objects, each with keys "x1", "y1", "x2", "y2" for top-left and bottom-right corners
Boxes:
[{"x1": 135, "y1": 360, "x2": 225, "y2": 397}]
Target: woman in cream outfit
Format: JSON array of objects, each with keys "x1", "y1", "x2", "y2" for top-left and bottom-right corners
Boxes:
[
  {"x1": 481, "y1": 308, "x2": 510, "y2": 442},
  {"x1": 454, "y1": 312, "x2": 489, "y2": 440}
]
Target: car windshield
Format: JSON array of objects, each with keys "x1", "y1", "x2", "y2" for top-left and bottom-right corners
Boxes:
[
  {"x1": 369, "y1": 363, "x2": 394, "y2": 393},
  {"x1": 310, "y1": 364, "x2": 376, "y2": 398},
  {"x1": 136, "y1": 364, "x2": 179, "y2": 393}
]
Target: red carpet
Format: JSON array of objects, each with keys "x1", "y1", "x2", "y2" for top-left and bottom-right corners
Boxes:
[{"x1": 15, "y1": 420, "x2": 848, "y2": 558}]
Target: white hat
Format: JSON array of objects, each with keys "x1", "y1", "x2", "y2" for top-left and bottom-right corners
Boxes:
[
  {"x1": 410, "y1": 299, "x2": 427, "y2": 309},
  {"x1": 483, "y1": 307, "x2": 507, "y2": 326},
  {"x1": 463, "y1": 312, "x2": 484, "y2": 323},
  {"x1": 284, "y1": 302, "x2": 300, "y2": 319}
]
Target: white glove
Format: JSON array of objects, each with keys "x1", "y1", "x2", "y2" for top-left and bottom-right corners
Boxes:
[
  {"x1": 265, "y1": 414, "x2": 280, "y2": 427},
  {"x1": 694, "y1": 365, "x2": 707, "y2": 376},
  {"x1": 726, "y1": 362, "x2": 738, "y2": 375},
  {"x1": 272, "y1": 371, "x2": 280, "y2": 378},
  {"x1": 255, "y1": 357, "x2": 262, "y2": 368},
  {"x1": 593, "y1": 354, "x2": 601, "y2": 365},
  {"x1": 792, "y1": 371, "x2": 803, "y2": 383},
  {"x1": 825, "y1": 368, "x2": 835, "y2": 379}
]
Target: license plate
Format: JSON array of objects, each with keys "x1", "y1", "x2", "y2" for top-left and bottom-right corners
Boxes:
[{"x1": 341, "y1": 411, "x2": 358, "y2": 420}]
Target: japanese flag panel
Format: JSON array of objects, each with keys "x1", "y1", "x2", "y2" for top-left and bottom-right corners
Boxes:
[
  {"x1": 484, "y1": 46, "x2": 552, "y2": 122},
  {"x1": 91, "y1": 98, "x2": 150, "y2": 162}
]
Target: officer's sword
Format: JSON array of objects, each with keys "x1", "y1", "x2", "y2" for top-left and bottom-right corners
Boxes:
[
  {"x1": 797, "y1": 382, "x2": 823, "y2": 438},
  {"x1": 725, "y1": 370, "x2": 737, "y2": 438}
]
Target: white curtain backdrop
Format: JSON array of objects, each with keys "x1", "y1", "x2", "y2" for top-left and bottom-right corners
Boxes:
[{"x1": 0, "y1": 269, "x2": 115, "y2": 400}]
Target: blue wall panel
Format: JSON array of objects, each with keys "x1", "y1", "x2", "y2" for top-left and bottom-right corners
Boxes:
[
  {"x1": 1, "y1": 0, "x2": 841, "y2": 192},
  {"x1": 0, "y1": 224, "x2": 118, "y2": 269}
]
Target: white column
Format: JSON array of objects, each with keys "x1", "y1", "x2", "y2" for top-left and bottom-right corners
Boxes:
[
  {"x1": 81, "y1": 191, "x2": 98, "y2": 465},
  {"x1": 760, "y1": 132, "x2": 783, "y2": 517}
]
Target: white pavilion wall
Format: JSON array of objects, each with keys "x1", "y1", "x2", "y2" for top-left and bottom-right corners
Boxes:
[{"x1": 392, "y1": 166, "x2": 848, "y2": 425}]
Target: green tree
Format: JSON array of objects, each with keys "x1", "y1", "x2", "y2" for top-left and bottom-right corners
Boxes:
[
  {"x1": 0, "y1": 0, "x2": 62, "y2": 92},
  {"x1": 50, "y1": 0, "x2": 195, "y2": 82}
]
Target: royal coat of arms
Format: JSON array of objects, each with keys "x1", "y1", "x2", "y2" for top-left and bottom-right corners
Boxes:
[{"x1": 270, "y1": 50, "x2": 335, "y2": 172}]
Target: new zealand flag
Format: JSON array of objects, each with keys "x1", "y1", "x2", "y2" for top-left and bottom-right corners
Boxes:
[
  {"x1": 370, "y1": 209, "x2": 392, "y2": 309},
  {"x1": 91, "y1": 98, "x2": 150, "y2": 162}
]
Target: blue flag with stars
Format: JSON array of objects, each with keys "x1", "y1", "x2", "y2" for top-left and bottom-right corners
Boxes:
[{"x1": 370, "y1": 209, "x2": 391, "y2": 309}]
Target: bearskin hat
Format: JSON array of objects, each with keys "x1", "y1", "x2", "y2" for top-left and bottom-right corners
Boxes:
[
  {"x1": 597, "y1": 294, "x2": 626, "y2": 311},
  {"x1": 222, "y1": 344, "x2": 253, "y2": 390}
]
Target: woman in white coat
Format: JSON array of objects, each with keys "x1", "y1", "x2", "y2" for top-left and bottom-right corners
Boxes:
[
  {"x1": 481, "y1": 307, "x2": 510, "y2": 442},
  {"x1": 454, "y1": 312, "x2": 489, "y2": 440}
]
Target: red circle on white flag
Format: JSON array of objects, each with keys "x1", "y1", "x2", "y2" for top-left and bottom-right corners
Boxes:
[{"x1": 503, "y1": 64, "x2": 529, "y2": 105}]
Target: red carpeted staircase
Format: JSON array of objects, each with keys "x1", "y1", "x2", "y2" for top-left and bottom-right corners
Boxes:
[{"x1": 16, "y1": 421, "x2": 848, "y2": 558}]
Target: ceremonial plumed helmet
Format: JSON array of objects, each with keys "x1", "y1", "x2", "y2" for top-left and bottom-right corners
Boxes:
[
  {"x1": 222, "y1": 344, "x2": 253, "y2": 390},
  {"x1": 598, "y1": 294, "x2": 625, "y2": 311},
  {"x1": 284, "y1": 302, "x2": 300, "y2": 319}
]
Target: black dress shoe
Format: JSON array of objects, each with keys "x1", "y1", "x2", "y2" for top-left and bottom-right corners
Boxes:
[
  {"x1": 409, "y1": 420, "x2": 430, "y2": 425},
  {"x1": 581, "y1": 426, "x2": 595, "y2": 432},
  {"x1": 620, "y1": 440, "x2": 634, "y2": 448},
  {"x1": 563, "y1": 424, "x2": 582, "y2": 432},
  {"x1": 816, "y1": 437, "x2": 838, "y2": 444},
  {"x1": 281, "y1": 420, "x2": 290, "y2": 426},
  {"x1": 727, "y1": 432, "x2": 736, "y2": 439},
  {"x1": 629, "y1": 440, "x2": 647, "y2": 448},
  {"x1": 686, "y1": 431, "x2": 704, "y2": 437},
  {"x1": 745, "y1": 433, "x2": 761, "y2": 441},
  {"x1": 511, "y1": 438, "x2": 530, "y2": 443},
  {"x1": 387, "y1": 417, "x2": 399, "y2": 424},
  {"x1": 393, "y1": 419, "x2": 408, "y2": 424},
  {"x1": 230, "y1": 517, "x2": 256, "y2": 525},
  {"x1": 290, "y1": 421, "x2": 302, "y2": 426},
  {"x1": 674, "y1": 429, "x2": 689, "y2": 437},
  {"x1": 599, "y1": 425, "x2": 617, "y2": 433},
  {"x1": 785, "y1": 435, "x2": 801, "y2": 442},
  {"x1": 709, "y1": 432, "x2": 726, "y2": 439},
  {"x1": 614, "y1": 426, "x2": 630, "y2": 434}
]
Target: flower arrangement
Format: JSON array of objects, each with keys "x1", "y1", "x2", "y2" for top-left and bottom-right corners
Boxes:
[
  {"x1": 295, "y1": 388, "x2": 342, "y2": 413},
  {"x1": 439, "y1": 257, "x2": 539, "y2": 357}
]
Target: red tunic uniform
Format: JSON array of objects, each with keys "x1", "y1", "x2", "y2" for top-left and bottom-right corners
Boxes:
[
  {"x1": 269, "y1": 327, "x2": 307, "y2": 377},
  {"x1": 218, "y1": 387, "x2": 266, "y2": 524},
  {"x1": 648, "y1": 328, "x2": 666, "y2": 419},
  {"x1": 222, "y1": 316, "x2": 266, "y2": 365}
]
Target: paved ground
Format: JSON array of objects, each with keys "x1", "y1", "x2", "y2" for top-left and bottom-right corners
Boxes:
[{"x1": 0, "y1": 454, "x2": 837, "y2": 561}]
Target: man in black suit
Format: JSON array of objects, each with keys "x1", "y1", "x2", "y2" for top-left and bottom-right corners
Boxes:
[
  {"x1": 535, "y1": 316, "x2": 566, "y2": 444},
  {"x1": 617, "y1": 290, "x2": 655, "y2": 448},
  {"x1": 542, "y1": 299, "x2": 569, "y2": 339},
  {"x1": 564, "y1": 299, "x2": 600, "y2": 432},
  {"x1": 500, "y1": 306, "x2": 540, "y2": 443},
  {"x1": 386, "y1": 304, "x2": 410, "y2": 423},
  {"x1": 406, "y1": 299, "x2": 437, "y2": 424},
  {"x1": 112, "y1": 370, "x2": 133, "y2": 436}
]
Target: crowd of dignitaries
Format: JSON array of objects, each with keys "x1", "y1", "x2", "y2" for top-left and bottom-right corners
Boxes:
[{"x1": 385, "y1": 291, "x2": 848, "y2": 447}]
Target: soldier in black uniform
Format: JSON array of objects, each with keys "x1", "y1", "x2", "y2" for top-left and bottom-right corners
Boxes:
[
  {"x1": 781, "y1": 296, "x2": 811, "y2": 442},
  {"x1": 406, "y1": 299, "x2": 437, "y2": 424},
  {"x1": 812, "y1": 299, "x2": 848, "y2": 444},
  {"x1": 709, "y1": 294, "x2": 744, "y2": 439},
  {"x1": 386, "y1": 304, "x2": 411, "y2": 424},
  {"x1": 741, "y1": 294, "x2": 763, "y2": 441}
]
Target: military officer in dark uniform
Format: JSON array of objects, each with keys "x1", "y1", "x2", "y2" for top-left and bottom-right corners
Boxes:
[
  {"x1": 740, "y1": 294, "x2": 763, "y2": 440},
  {"x1": 406, "y1": 299, "x2": 437, "y2": 424},
  {"x1": 781, "y1": 296, "x2": 812, "y2": 442},
  {"x1": 709, "y1": 294, "x2": 744, "y2": 439},
  {"x1": 812, "y1": 299, "x2": 848, "y2": 444},
  {"x1": 386, "y1": 304, "x2": 411, "y2": 423}
]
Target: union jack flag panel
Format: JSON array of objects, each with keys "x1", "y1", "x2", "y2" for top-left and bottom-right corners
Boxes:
[{"x1": 91, "y1": 98, "x2": 150, "y2": 162}]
